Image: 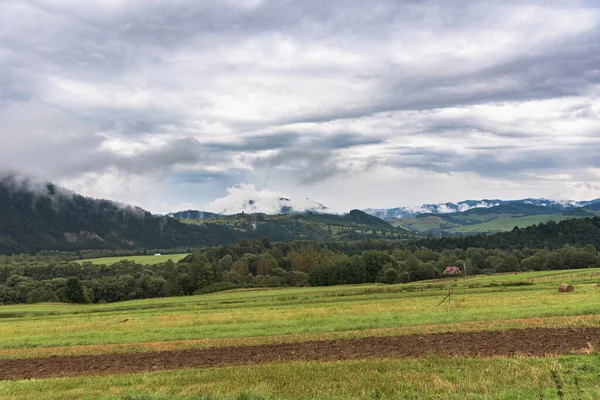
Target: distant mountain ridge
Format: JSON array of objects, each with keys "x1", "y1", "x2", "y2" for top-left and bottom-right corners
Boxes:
[
  {"x1": 364, "y1": 198, "x2": 600, "y2": 219},
  {"x1": 382, "y1": 201, "x2": 600, "y2": 234},
  {"x1": 0, "y1": 176, "x2": 401, "y2": 255}
]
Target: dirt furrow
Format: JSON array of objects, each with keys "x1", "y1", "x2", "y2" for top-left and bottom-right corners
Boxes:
[{"x1": 1, "y1": 327, "x2": 599, "y2": 381}]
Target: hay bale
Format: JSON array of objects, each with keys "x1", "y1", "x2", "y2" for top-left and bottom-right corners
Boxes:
[{"x1": 558, "y1": 284, "x2": 574, "y2": 293}]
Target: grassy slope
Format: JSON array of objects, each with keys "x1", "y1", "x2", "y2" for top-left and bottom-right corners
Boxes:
[
  {"x1": 180, "y1": 212, "x2": 407, "y2": 240},
  {"x1": 448, "y1": 214, "x2": 577, "y2": 233},
  {"x1": 76, "y1": 253, "x2": 189, "y2": 265},
  {"x1": 390, "y1": 215, "x2": 455, "y2": 231}
]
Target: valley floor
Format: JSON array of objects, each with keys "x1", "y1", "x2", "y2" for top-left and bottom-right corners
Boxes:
[{"x1": 1, "y1": 270, "x2": 600, "y2": 399}]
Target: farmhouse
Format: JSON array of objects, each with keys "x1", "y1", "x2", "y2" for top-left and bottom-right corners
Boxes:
[{"x1": 443, "y1": 266, "x2": 462, "y2": 275}]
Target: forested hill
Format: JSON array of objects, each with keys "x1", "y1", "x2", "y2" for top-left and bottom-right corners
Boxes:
[
  {"x1": 0, "y1": 177, "x2": 405, "y2": 255},
  {"x1": 416, "y1": 217, "x2": 600, "y2": 250},
  {"x1": 0, "y1": 176, "x2": 242, "y2": 255}
]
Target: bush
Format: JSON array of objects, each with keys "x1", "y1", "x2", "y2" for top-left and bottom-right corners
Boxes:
[
  {"x1": 383, "y1": 268, "x2": 399, "y2": 284},
  {"x1": 288, "y1": 271, "x2": 308, "y2": 287}
]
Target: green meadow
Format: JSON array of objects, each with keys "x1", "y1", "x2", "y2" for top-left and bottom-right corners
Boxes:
[
  {"x1": 1, "y1": 269, "x2": 599, "y2": 399},
  {"x1": 76, "y1": 253, "x2": 189, "y2": 265},
  {"x1": 1, "y1": 271, "x2": 599, "y2": 357}
]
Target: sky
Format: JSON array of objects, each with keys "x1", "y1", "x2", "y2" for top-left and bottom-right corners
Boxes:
[{"x1": 1, "y1": 0, "x2": 600, "y2": 214}]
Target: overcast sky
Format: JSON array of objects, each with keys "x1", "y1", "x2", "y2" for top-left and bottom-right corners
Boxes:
[{"x1": 1, "y1": 0, "x2": 600, "y2": 213}]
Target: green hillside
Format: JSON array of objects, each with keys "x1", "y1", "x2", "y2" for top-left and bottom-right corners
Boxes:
[
  {"x1": 177, "y1": 209, "x2": 408, "y2": 241},
  {"x1": 0, "y1": 176, "x2": 241, "y2": 255}
]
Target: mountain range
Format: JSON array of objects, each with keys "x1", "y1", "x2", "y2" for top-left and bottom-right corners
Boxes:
[
  {"x1": 363, "y1": 198, "x2": 600, "y2": 219},
  {"x1": 4, "y1": 173, "x2": 600, "y2": 255},
  {"x1": 0, "y1": 176, "x2": 402, "y2": 255},
  {"x1": 383, "y1": 202, "x2": 600, "y2": 234},
  {"x1": 170, "y1": 197, "x2": 600, "y2": 235}
]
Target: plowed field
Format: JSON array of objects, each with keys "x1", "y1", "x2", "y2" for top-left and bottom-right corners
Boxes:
[{"x1": 2, "y1": 327, "x2": 598, "y2": 381}]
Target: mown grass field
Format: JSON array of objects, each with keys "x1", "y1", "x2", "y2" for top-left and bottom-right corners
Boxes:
[
  {"x1": 1, "y1": 269, "x2": 599, "y2": 399},
  {"x1": 2, "y1": 356, "x2": 599, "y2": 400},
  {"x1": 76, "y1": 253, "x2": 189, "y2": 265}
]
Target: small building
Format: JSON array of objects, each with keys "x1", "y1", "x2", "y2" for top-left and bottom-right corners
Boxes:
[{"x1": 443, "y1": 266, "x2": 462, "y2": 275}]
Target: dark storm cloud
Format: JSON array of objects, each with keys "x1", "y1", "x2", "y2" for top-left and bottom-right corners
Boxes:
[
  {"x1": 252, "y1": 145, "x2": 378, "y2": 184},
  {"x1": 253, "y1": 148, "x2": 332, "y2": 168},
  {"x1": 204, "y1": 132, "x2": 382, "y2": 152},
  {"x1": 108, "y1": 138, "x2": 210, "y2": 174},
  {"x1": 252, "y1": 148, "x2": 344, "y2": 183},
  {"x1": 203, "y1": 132, "x2": 300, "y2": 152},
  {"x1": 387, "y1": 139, "x2": 600, "y2": 179},
  {"x1": 455, "y1": 144, "x2": 600, "y2": 179},
  {"x1": 170, "y1": 169, "x2": 242, "y2": 184},
  {"x1": 315, "y1": 133, "x2": 384, "y2": 149}
]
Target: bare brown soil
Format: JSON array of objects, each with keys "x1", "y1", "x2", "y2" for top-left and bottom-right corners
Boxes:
[{"x1": 1, "y1": 327, "x2": 598, "y2": 381}]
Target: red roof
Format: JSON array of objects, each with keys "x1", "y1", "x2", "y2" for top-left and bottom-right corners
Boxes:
[{"x1": 443, "y1": 266, "x2": 461, "y2": 275}]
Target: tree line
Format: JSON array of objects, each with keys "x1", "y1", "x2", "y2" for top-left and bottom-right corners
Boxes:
[
  {"x1": 417, "y1": 217, "x2": 600, "y2": 250},
  {"x1": 1, "y1": 236, "x2": 598, "y2": 304}
]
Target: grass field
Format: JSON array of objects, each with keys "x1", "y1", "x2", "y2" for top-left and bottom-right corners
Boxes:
[
  {"x1": 449, "y1": 214, "x2": 576, "y2": 233},
  {"x1": 76, "y1": 253, "x2": 189, "y2": 265},
  {"x1": 2, "y1": 356, "x2": 599, "y2": 399},
  {"x1": 1, "y1": 269, "x2": 599, "y2": 399}
]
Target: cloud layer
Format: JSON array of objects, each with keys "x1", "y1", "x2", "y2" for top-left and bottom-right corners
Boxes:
[
  {"x1": 1, "y1": 0, "x2": 599, "y2": 213},
  {"x1": 207, "y1": 184, "x2": 326, "y2": 214}
]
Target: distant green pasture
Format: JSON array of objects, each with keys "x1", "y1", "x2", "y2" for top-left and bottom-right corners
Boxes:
[
  {"x1": 76, "y1": 253, "x2": 189, "y2": 266},
  {"x1": 450, "y1": 214, "x2": 576, "y2": 233}
]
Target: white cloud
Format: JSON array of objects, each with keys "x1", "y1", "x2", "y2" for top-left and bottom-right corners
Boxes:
[{"x1": 207, "y1": 184, "x2": 326, "y2": 214}]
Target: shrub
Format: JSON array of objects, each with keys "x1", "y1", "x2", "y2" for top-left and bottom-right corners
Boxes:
[{"x1": 384, "y1": 268, "x2": 399, "y2": 284}]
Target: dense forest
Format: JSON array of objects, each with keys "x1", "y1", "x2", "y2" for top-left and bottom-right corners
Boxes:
[
  {"x1": 417, "y1": 217, "x2": 600, "y2": 250},
  {"x1": 0, "y1": 176, "x2": 239, "y2": 254},
  {"x1": 1, "y1": 233, "x2": 598, "y2": 304}
]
